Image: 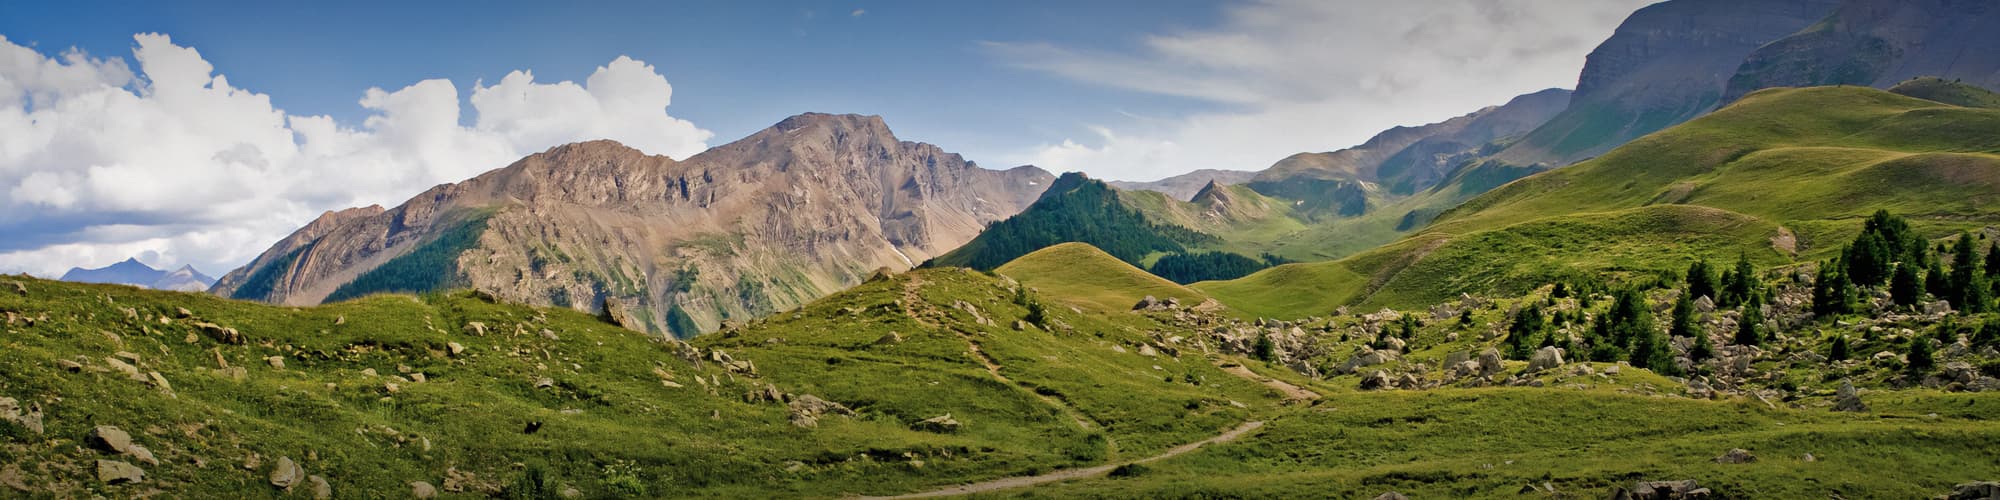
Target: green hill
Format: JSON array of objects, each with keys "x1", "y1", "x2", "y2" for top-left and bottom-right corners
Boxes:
[
  {"x1": 995, "y1": 243, "x2": 1211, "y2": 313},
  {"x1": 926, "y1": 173, "x2": 1214, "y2": 271},
  {"x1": 1201, "y1": 86, "x2": 2000, "y2": 318},
  {"x1": 1890, "y1": 77, "x2": 2000, "y2": 109}
]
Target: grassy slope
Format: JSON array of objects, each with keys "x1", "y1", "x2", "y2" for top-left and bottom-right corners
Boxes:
[
  {"x1": 1890, "y1": 77, "x2": 2000, "y2": 109},
  {"x1": 995, "y1": 243, "x2": 1210, "y2": 313},
  {"x1": 0, "y1": 270, "x2": 1277, "y2": 498},
  {"x1": 1201, "y1": 86, "x2": 2000, "y2": 319}
]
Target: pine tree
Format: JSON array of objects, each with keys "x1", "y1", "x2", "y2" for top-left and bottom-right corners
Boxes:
[
  {"x1": 1505, "y1": 304, "x2": 1544, "y2": 360},
  {"x1": 1829, "y1": 335, "x2": 1850, "y2": 361},
  {"x1": 1719, "y1": 254, "x2": 1760, "y2": 308},
  {"x1": 1686, "y1": 260, "x2": 1719, "y2": 301},
  {"x1": 1906, "y1": 334, "x2": 1935, "y2": 376},
  {"x1": 1734, "y1": 304, "x2": 1763, "y2": 347},
  {"x1": 1669, "y1": 293, "x2": 1699, "y2": 339},
  {"x1": 1843, "y1": 232, "x2": 1892, "y2": 286},
  {"x1": 1890, "y1": 262, "x2": 1924, "y2": 308},
  {"x1": 1690, "y1": 329, "x2": 1715, "y2": 362},
  {"x1": 1253, "y1": 334, "x2": 1275, "y2": 362},
  {"x1": 1950, "y1": 232, "x2": 1991, "y2": 313},
  {"x1": 1812, "y1": 261, "x2": 1857, "y2": 316},
  {"x1": 1927, "y1": 258, "x2": 1953, "y2": 303}
]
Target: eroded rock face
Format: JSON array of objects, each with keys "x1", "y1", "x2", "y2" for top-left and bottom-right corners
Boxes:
[
  {"x1": 1724, "y1": 0, "x2": 2000, "y2": 102},
  {"x1": 213, "y1": 114, "x2": 1053, "y2": 337}
]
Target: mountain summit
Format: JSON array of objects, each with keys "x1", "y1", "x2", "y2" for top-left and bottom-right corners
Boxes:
[
  {"x1": 59, "y1": 258, "x2": 215, "y2": 291},
  {"x1": 212, "y1": 113, "x2": 1053, "y2": 336}
]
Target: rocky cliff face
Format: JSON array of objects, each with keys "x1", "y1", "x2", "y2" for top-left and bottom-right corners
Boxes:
[
  {"x1": 1723, "y1": 0, "x2": 2000, "y2": 102},
  {"x1": 212, "y1": 113, "x2": 1053, "y2": 336},
  {"x1": 1108, "y1": 169, "x2": 1260, "y2": 202},
  {"x1": 1493, "y1": 0, "x2": 1839, "y2": 166}
]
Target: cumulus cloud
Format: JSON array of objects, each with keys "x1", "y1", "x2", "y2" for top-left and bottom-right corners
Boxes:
[
  {"x1": 0, "y1": 34, "x2": 712, "y2": 278},
  {"x1": 987, "y1": 0, "x2": 1651, "y2": 181}
]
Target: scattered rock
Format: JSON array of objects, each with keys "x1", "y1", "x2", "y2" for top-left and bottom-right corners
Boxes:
[
  {"x1": 561, "y1": 485, "x2": 584, "y2": 498},
  {"x1": 1801, "y1": 453, "x2": 1816, "y2": 462},
  {"x1": 1603, "y1": 364, "x2": 1621, "y2": 376},
  {"x1": 7, "y1": 281, "x2": 24, "y2": 296},
  {"x1": 89, "y1": 425, "x2": 136, "y2": 454},
  {"x1": 535, "y1": 377, "x2": 555, "y2": 389},
  {"x1": 1359, "y1": 370, "x2": 1393, "y2": 390},
  {"x1": 267, "y1": 356, "x2": 286, "y2": 370},
  {"x1": 1133, "y1": 296, "x2": 1160, "y2": 310},
  {"x1": 1477, "y1": 348, "x2": 1506, "y2": 377},
  {"x1": 874, "y1": 332, "x2": 903, "y2": 345},
  {"x1": 465, "y1": 321, "x2": 487, "y2": 336},
  {"x1": 448, "y1": 342, "x2": 466, "y2": 355},
  {"x1": 787, "y1": 394, "x2": 854, "y2": 428},
  {"x1": 308, "y1": 475, "x2": 333, "y2": 499},
  {"x1": 913, "y1": 414, "x2": 962, "y2": 433},
  {"x1": 411, "y1": 480, "x2": 439, "y2": 498},
  {"x1": 270, "y1": 456, "x2": 304, "y2": 490},
  {"x1": 0, "y1": 397, "x2": 45, "y2": 434},
  {"x1": 1372, "y1": 492, "x2": 1409, "y2": 500},
  {"x1": 1527, "y1": 346, "x2": 1565, "y2": 372},
  {"x1": 96, "y1": 459, "x2": 144, "y2": 484},
  {"x1": 1714, "y1": 448, "x2": 1756, "y2": 464},
  {"x1": 1, "y1": 464, "x2": 29, "y2": 492},
  {"x1": 1340, "y1": 349, "x2": 1399, "y2": 374},
  {"x1": 192, "y1": 321, "x2": 243, "y2": 344},
  {"x1": 1947, "y1": 481, "x2": 2000, "y2": 500},
  {"x1": 1613, "y1": 479, "x2": 1711, "y2": 499}
]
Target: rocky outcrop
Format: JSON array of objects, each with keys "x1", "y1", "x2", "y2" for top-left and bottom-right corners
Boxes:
[
  {"x1": 1491, "y1": 0, "x2": 1839, "y2": 166},
  {"x1": 1108, "y1": 169, "x2": 1259, "y2": 201},
  {"x1": 1724, "y1": 0, "x2": 2000, "y2": 102},
  {"x1": 214, "y1": 114, "x2": 1053, "y2": 337}
]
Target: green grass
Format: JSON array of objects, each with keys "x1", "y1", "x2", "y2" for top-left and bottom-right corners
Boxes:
[
  {"x1": 1890, "y1": 77, "x2": 2000, "y2": 109},
  {"x1": 996, "y1": 243, "x2": 1211, "y2": 313}
]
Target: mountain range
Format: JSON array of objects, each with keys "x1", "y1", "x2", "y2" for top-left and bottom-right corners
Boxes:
[{"x1": 58, "y1": 258, "x2": 215, "y2": 292}]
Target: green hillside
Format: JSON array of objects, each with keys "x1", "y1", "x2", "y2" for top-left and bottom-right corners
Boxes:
[
  {"x1": 926, "y1": 173, "x2": 1214, "y2": 271},
  {"x1": 1890, "y1": 77, "x2": 2000, "y2": 109},
  {"x1": 995, "y1": 243, "x2": 1211, "y2": 313},
  {"x1": 1202, "y1": 86, "x2": 2000, "y2": 318}
]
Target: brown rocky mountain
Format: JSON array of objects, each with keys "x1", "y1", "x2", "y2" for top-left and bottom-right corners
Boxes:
[
  {"x1": 211, "y1": 113, "x2": 1053, "y2": 336},
  {"x1": 1488, "y1": 0, "x2": 1840, "y2": 167},
  {"x1": 1108, "y1": 169, "x2": 1259, "y2": 201},
  {"x1": 1723, "y1": 0, "x2": 2000, "y2": 102}
]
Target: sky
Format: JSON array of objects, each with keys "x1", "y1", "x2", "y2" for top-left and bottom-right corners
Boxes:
[{"x1": 0, "y1": 0, "x2": 1650, "y2": 279}]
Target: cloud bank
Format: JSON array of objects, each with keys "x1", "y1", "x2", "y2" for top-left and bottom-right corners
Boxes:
[
  {"x1": 986, "y1": 0, "x2": 1650, "y2": 181},
  {"x1": 0, "y1": 33, "x2": 712, "y2": 278}
]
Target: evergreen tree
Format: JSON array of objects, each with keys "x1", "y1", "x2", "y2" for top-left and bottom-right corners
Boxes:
[
  {"x1": 1686, "y1": 260, "x2": 1719, "y2": 301},
  {"x1": 1950, "y1": 232, "x2": 1992, "y2": 313},
  {"x1": 1253, "y1": 334, "x2": 1275, "y2": 362},
  {"x1": 1812, "y1": 261, "x2": 1857, "y2": 316},
  {"x1": 1890, "y1": 262, "x2": 1924, "y2": 308},
  {"x1": 1457, "y1": 308, "x2": 1474, "y2": 328},
  {"x1": 1926, "y1": 258, "x2": 1953, "y2": 303},
  {"x1": 1505, "y1": 304, "x2": 1544, "y2": 360},
  {"x1": 1906, "y1": 334, "x2": 1935, "y2": 376},
  {"x1": 1690, "y1": 328, "x2": 1714, "y2": 362},
  {"x1": 1843, "y1": 231, "x2": 1893, "y2": 286},
  {"x1": 1734, "y1": 304, "x2": 1763, "y2": 347},
  {"x1": 1975, "y1": 319, "x2": 2000, "y2": 347},
  {"x1": 1829, "y1": 335, "x2": 1850, "y2": 361},
  {"x1": 1719, "y1": 254, "x2": 1760, "y2": 308},
  {"x1": 1669, "y1": 293, "x2": 1699, "y2": 339}
]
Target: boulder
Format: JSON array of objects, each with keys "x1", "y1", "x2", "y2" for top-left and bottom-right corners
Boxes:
[
  {"x1": 88, "y1": 425, "x2": 136, "y2": 454},
  {"x1": 913, "y1": 414, "x2": 962, "y2": 433},
  {"x1": 1832, "y1": 379, "x2": 1868, "y2": 412},
  {"x1": 1477, "y1": 348, "x2": 1506, "y2": 376},
  {"x1": 1372, "y1": 492, "x2": 1409, "y2": 500},
  {"x1": 787, "y1": 394, "x2": 854, "y2": 428},
  {"x1": 1383, "y1": 336, "x2": 1407, "y2": 352},
  {"x1": 464, "y1": 321, "x2": 487, "y2": 336},
  {"x1": 1132, "y1": 296, "x2": 1159, "y2": 311},
  {"x1": 873, "y1": 332, "x2": 903, "y2": 345},
  {"x1": 308, "y1": 475, "x2": 333, "y2": 499},
  {"x1": 0, "y1": 397, "x2": 44, "y2": 434},
  {"x1": 411, "y1": 481, "x2": 439, "y2": 499},
  {"x1": 1359, "y1": 370, "x2": 1393, "y2": 391},
  {"x1": 1713, "y1": 448, "x2": 1756, "y2": 464},
  {"x1": 1947, "y1": 481, "x2": 2000, "y2": 500},
  {"x1": 1527, "y1": 346, "x2": 1565, "y2": 372},
  {"x1": 96, "y1": 459, "x2": 144, "y2": 484},
  {"x1": 192, "y1": 321, "x2": 243, "y2": 344},
  {"x1": 1340, "y1": 349, "x2": 1399, "y2": 374},
  {"x1": 267, "y1": 356, "x2": 286, "y2": 370},
  {"x1": 1614, "y1": 479, "x2": 1711, "y2": 499},
  {"x1": 270, "y1": 456, "x2": 304, "y2": 490},
  {"x1": 448, "y1": 342, "x2": 466, "y2": 355}
]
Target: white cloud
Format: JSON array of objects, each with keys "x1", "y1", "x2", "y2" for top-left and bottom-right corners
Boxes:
[
  {"x1": 988, "y1": 0, "x2": 1651, "y2": 181},
  {"x1": 0, "y1": 33, "x2": 712, "y2": 279}
]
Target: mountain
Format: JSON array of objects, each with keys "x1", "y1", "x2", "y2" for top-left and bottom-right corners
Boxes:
[
  {"x1": 1724, "y1": 0, "x2": 2000, "y2": 103},
  {"x1": 1107, "y1": 169, "x2": 1259, "y2": 201},
  {"x1": 58, "y1": 258, "x2": 215, "y2": 291},
  {"x1": 923, "y1": 173, "x2": 1214, "y2": 271},
  {"x1": 1203, "y1": 85, "x2": 2000, "y2": 317},
  {"x1": 1245, "y1": 88, "x2": 1571, "y2": 216},
  {"x1": 211, "y1": 113, "x2": 1053, "y2": 337},
  {"x1": 1890, "y1": 76, "x2": 2000, "y2": 109}
]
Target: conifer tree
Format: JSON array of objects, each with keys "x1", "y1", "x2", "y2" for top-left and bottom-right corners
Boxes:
[
  {"x1": 1686, "y1": 260, "x2": 1719, "y2": 301},
  {"x1": 1927, "y1": 258, "x2": 1953, "y2": 303},
  {"x1": 1812, "y1": 261, "x2": 1857, "y2": 316},
  {"x1": 1906, "y1": 334, "x2": 1934, "y2": 376},
  {"x1": 1669, "y1": 293, "x2": 1699, "y2": 339},
  {"x1": 1950, "y1": 232, "x2": 1991, "y2": 313},
  {"x1": 1719, "y1": 254, "x2": 1759, "y2": 308},
  {"x1": 1505, "y1": 304, "x2": 1544, "y2": 360},
  {"x1": 1829, "y1": 335, "x2": 1850, "y2": 361},
  {"x1": 1734, "y1": 303, "x2": 1763, "y2": 347},
  {"x1": 1690, "y1": 329, "x2": 1715, "y2": 362},
  {"x1": 1890, "y1": 262, "x2": 1924, "y2": 308}
]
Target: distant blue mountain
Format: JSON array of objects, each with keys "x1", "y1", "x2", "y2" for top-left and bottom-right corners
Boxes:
[{"x1": 59, "y1": 258, "x2": 216, "y2": 291}]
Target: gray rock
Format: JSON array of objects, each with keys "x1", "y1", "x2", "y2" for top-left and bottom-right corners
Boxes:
[
  {"x1": 96, "y1": 459, "x2": 144, "y2": 484},
  {"x1": 1714, "y1": 448, "x2": 1756, "y2": 464},
  {"x1": 1477, "y1": 348, "x2": 1506, "y2": 376},
  {"x1": 308, "y1": 475, "x2": 333, "y2": 499},
  {"x1": 411, "y1": 481, "x2": 438, "y2": 498},
  {"x1": 1948, "y1": 481, "x2": 2000, "y2": 500},
  {"x1": 88, "y1": 425, "x2": 135, "y2": 454},
  {"x1": 270, "y1": 456, "x2": 304, "y2": 490},
  {"x1": 787, "y1": 394, "x2": 854, "y2": 428},
  {"x1": 1133, "y1": 296, "x2": 1159, "y2": 310},
  {"x1": 1372, "y1": 492, "x2": 1409, "y2": 500},
  {"x1": 1833, "y1": 379, "x2": 1868, "y2": 412},
  {"x1": 873, "y1": 332, "x2": 903, "y2": 345},
  {"x1": 1360, "y1": 370, "x2": 1393, "y2": 391},
  {"x1": 913, "y1": 414, "x2": 962, "y2": 433},
  {"x1": 1527, "y1": 346, "x2": 1565, "y2": 372},
  {"x1": 1616, "y1": 479, "x2": 1710, "y2": 499}
]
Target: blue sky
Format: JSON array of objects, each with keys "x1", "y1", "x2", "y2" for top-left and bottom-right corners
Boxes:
[{"x1": 0, "y1": 0, "x2": 1649, "y2": 277}]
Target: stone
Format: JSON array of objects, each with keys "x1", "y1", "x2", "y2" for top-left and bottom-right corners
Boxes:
[
  {"x1": 89, "y1": 425, "x2": 136, "y2": 454},
  {"x1": 787, "y1": 394, "x2": 854, "y2": 428},
  {"x1": 1833, "y1": 379, "x2": 1868, "y2": 412},
  {"x1": 1603, "y1": 364, "x2": 1620, "y2": 376},
  {"x1": 1383, "y1": 336, "x2": 1407, "y2": 352},
  {"x1": 1340, "y1": 349, "x2": 1399, "y2": 374},
  {"x1": 1372, "y1": 492, "x2": 1409, "y2": 500},
  {"x1": 535, "y1": 377, "x2": 555, "y2": 389},
  {"x1": 308, "y1": 475, "x2": 333, "y2": 499},
  {"x1": 96, "y1": 459, "x2": 145, "y2": 484},
  {"x1": 1133, "y1": 296, "x2": 1160, "y2": 310},
  {"x1": 561, "y1": 485, "x2": 584, "y2": 498},
  {"x1": 1947, "y1": 481, "x2": 2000, "y2": 500},
  {"x1": 1527, "y1": 346, "x2": 1565, "y2": 372},
  {"x1": 1477, "y1": 348, "x2": 1506, "y2": 376},
  {"x1": 192, "y1": 321, "x2": 243, "y2": 344},
  {"x1": 913, "y1": 414, "x2": 962, "y2": 433},
  {"x1": 7, "y1": 281, "x2": 23, "y2": 295},
  {"x1": 1714, "y1": 448, "x2": 1756, "y2": 464},
  {"x1": 270, "y1": 456, "x2": 304, "y2": 490},
  {"x1": 105, "y1": 357, "x2": 145, "y2": 381},
  {"x1": 874, "y1": 332, "x2": 903, "y2": 345},
  {"x1": 267, "y1": 356, "x2": 286, "y2": 369},
  {"x1": 1620, "y1": 480, "x2": 1710, "y2": 499},
  {"x1": 0, "y1": 397, "x2": 44, "y2": 434},
  {"x1": 1, "y1": 464, "x2": 29, "y2": 492},
  {"x1": 465, "y1": 321, "x2": 487, "y2": 336},
  {"x1": 1801, "y1": 453, "x2": 1816, "y2": 462},
  {"x1": 448, "y1": 342, "x2": 466, "y2": 355},
  {"x1": 1359, "y1": 370, "x2": 1393, "y2": 390},
  {"x1": 411, "y1": 481, "x2": 439, "y2": 498}
]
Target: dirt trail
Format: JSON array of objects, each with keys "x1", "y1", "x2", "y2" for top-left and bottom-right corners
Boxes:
[
  {"x1": 864, "y1": 420, "x2": 1265, "y2": 499},
  {"x1": 898, "y1": 274, "x2": 1100, "y2": 432},
  {"x1": 1219, "y1": 363, "x2": 1321, "y2": 402}
]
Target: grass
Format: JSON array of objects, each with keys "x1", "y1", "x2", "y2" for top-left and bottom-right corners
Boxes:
[{"x1": 996, "y1": 243, "x2": 1210, "y2": 313}]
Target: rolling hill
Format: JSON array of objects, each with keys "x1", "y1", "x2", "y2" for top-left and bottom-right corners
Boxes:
[
  {"x1": 1201, "y1": 85, "x2": 2000, "y2": 318},
  {"x1": 995, "y1": 242, "x2": 1212, "y2": 313}
]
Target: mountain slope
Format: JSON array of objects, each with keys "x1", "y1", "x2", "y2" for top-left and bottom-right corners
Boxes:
[
  {"x1": 1723, "y1": 0, "x2": 2000, "y2": 102},
  {"x1": 1490, "y1": 0, "x2": 1840, "y2": 167},
  {"x1": 212, "y1": 114, "x2": 1053, "y2": 337},
  {"x1": 1203, "y1": 86, "x2": 2000, "y2": 318},
  {"x1": 1108, "y1": 169, "x2": 1259, "y2": 202},
  {"x1": 996, "y1": 242, "x2": 1211, "y2": 313},
  {"x1": 924, "y1": 173, "x2": 1213, "y2": 271},
  {"x1": 60, "y1": 258, "x2": 216, "y2": 292},
  {"x1": 1891, "y1": 77, "x2": 2000, "y2": 109}
]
